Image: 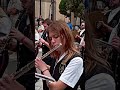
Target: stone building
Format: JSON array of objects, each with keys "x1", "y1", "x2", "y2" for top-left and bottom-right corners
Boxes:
[{"x1": 35, "y1": 0, "x2": 65, "y2": 21}]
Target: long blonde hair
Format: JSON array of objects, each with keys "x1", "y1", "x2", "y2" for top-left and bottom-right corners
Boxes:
[{"x1": 46, "y1": 20, "x2": 80, "y2": 63}]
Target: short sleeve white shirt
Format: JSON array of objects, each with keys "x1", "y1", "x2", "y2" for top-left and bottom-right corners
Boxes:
[{"x1": 58, "y1": 55, "x2": 84, "y2": 88}]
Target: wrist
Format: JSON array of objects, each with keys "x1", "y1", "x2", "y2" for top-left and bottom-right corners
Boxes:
[
  {"x1": 47, "y1": 81, "x2": 53, "y2": 85},
  {"x1": 42, "y1": 68, "x2": 49, "y2": 73}
]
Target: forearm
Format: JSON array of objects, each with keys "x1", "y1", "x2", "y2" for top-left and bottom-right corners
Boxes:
[
  {"x1": 43, "y1": 41, "x2": 50, "y2": 48},
  {"x1": 21, "y1": 36, "x2": 34, "y2": 52},
  {"x1": 103, "y1": 24, "x2": 113, "y2": 32}
]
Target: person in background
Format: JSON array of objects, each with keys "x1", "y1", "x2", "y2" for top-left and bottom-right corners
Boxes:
[
  {"x1": 8, "y1": 0, "x2": 35, "y2": 89},
  {"x1": 35, "y1": 20, "x2": 83, "y2": 90},
  {"x1": 0, "y1": 7, "x2": 11, "y2": 78},
  {"x1": 85, "y1": 14, "x2": 115, "y2": 90},
  {"x1": 39, "y1": 18, "x2": 54, "y2": 90},
  {"x1": 65, "y1": 16, "x2": 73, "y2": 30},
  {"x1": 97, "y1": 0, "x2": 120, "y2": 89},
  {"x1": 40, "y1": 18, "x2": 53, "y2": 55}
]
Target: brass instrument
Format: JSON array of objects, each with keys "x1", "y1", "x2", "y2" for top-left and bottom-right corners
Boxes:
[{"x1": 12, "y1": 43, "x2": 62, "y2": 79}]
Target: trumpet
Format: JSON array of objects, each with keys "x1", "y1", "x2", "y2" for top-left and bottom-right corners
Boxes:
[{"x1": 12, "y1": 43, "x2": 62, "y2": 79}]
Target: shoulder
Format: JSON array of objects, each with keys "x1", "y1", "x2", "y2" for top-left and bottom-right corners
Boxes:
[
  {"x1": 85, "y1": 73, "x2": 115, "y2": 90},
  {"x1": 67, "y1": 53, "x2": 83, "y2": 66},
  {"x1": 69, "y1": 57, "x2": 83, "y2": 65}
]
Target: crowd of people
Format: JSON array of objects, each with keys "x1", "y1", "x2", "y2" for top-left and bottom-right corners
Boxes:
[{"x1": 0, "y1": 0, "x2": 120, "y2": 90}]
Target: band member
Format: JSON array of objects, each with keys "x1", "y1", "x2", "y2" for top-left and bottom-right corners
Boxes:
[
  {"x1": 0, "y1": 7, "x2": 11, "y2": 78},
  {"x1": 9, "y1": 0, "x2": 35, "y2": 89},
  {"x1": 85, "y1": 14, "x2": 115, "y2": 90},
  {"x1": 98, "y1": 0, "x2": 120, "y2": 89},
  {"x1": 35, "y1": 20, "x2": 83, "y2": 90}
]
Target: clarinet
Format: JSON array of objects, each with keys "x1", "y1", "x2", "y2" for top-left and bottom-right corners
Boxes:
[{"x1": 1, "y1": 10, "x2": 27, "y2": 50}]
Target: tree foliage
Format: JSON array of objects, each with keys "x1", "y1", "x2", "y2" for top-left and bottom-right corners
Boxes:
[
  {"x1": 59, "y1": 0, "x2": 67, "y2": 16},
  {"x1": 59, "y1": 0, "x2": 85, "y2": 18}
]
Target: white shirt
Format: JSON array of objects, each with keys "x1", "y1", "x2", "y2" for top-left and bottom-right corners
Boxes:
[
  {"x1": 35, "y1": 29, "x2": 39, "y2": 41},
  {"x1": 56, "y1": 53, "x2": 83, "y2": 88}
]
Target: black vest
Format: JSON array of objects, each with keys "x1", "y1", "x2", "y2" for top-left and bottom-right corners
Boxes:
[
  {"x1": 109, "y1": 21, "x2": 120, "y2": 90},
  {"x1": 41, "y1": 31, "x2": 49, "y2": 55},
  {"x1": 103, "y1": 9, "x2": 120, "y2": 41},
  {"x1": 15, "y1": 11, "x2": 35, "y2": 69},
  {"x1": 51, "y1": 53, "x2": 84, "y2": 90},
  {"x1": 15, "y1": 11, "x2": 35, "y2": 90}
]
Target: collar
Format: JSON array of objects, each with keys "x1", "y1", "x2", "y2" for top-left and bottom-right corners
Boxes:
[
  {"x1": 108, "y1": 7, "x2": 120, "y2": 23},
  {"x1": 56, "y1": 52, "x2": 66, "y2": 64}
]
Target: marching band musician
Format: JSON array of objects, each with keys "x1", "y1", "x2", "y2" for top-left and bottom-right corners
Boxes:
[
  {"x1": 35, "y1": 20, "x2": 84, "y2": 90},
  {"x1": 97, "y1": 0, "x2": 120, "y2": 89},
  {"x1": 0, "y1": 7, "x2": 11, "y2": 78},
  {"x1": 7, "y1": 0, "x2": 35, "y2": 89},
  {"x1": 85, "y1": 14, "x2": 115, "y2": 90}
]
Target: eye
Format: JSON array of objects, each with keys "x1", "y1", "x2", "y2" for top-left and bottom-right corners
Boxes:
[
  {"x1": 48, "y1": 34, "x2": 59, "y2": 41},
  {"x1": 54, "y1": 35, "x2": 59, "y2": 38}
]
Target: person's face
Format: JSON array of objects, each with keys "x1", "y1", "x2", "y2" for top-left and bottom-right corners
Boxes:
[
  {"x1": 43, "y1": 23, "x2": 48, "y2": 30},
  {"x1": 80, "y1": 23, "x2": 85, "y2": 30},
  {"x1": 48, "y1": 31, "x2": 66, "y2": 52}
]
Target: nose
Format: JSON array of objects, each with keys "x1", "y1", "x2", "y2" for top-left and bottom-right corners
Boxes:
[{"x1": 51, "y1": 38, "x2": 56, "y2": 45}]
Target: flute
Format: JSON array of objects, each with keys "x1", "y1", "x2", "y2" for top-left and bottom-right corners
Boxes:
[{"x1": 12, "y1": 43, "x2": 62, "y2": 79}]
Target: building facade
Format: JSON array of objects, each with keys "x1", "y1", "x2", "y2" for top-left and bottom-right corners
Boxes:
[{"x1": 35, "y1": 0, "x2": 65, "y2": 21}]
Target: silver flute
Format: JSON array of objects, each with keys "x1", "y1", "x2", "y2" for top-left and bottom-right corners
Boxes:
[{"x1": 12, "y1": 43, "x2": 62, "y2": 79}]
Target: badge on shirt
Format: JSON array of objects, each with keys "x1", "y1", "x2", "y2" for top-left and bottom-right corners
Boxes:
[{"x1": 59, "y1": 63, "x2": 66, "y2": 74}]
